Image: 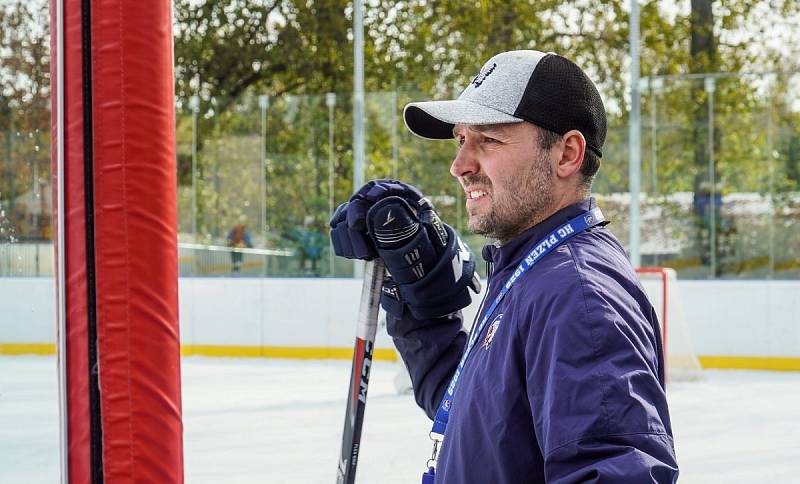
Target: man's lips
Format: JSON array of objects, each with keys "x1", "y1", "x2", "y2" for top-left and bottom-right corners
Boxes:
[
  {"x1": 465, "y1": 188, "x2": 490, "y2": 211},
  {"x1": 465, "y1": 188, "x2": 489, "y2": 200}
]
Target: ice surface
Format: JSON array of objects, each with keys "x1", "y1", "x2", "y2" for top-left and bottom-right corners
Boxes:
[{"x1": 1, "y1": 356, "x2": 799, "y2": 483}]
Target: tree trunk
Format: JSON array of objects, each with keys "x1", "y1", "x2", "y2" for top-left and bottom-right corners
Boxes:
[
  {"x1": 487, "y1": 4, "x2": 515, "y2": 51},
  {"x1": 690, "y1": 0, "x2": 720, "y2": 276}
]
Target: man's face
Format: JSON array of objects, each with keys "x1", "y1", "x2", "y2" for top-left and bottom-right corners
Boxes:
[{"x1": 450, "y1": 122, "x2": 557, "y2": 243}]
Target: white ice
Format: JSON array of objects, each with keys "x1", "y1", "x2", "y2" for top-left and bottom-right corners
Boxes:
[{"x1": 1, "y1": 356, "x2": 799, "y2": 483}]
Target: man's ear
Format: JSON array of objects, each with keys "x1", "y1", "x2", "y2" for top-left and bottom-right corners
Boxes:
[{"x1": 556, "y1": 130, "x2": 586, "y2": 180}]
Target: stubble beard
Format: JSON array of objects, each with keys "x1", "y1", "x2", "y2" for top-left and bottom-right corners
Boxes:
[{"x1": 466, "y1": 152, "x2": 555, "y2": 244}]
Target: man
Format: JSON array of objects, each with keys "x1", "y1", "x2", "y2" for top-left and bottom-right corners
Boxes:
[
  {"x1": 330, "y1": 50, "x2": 678, "y2": 483},
  {"x1": 227, "y1": 215, "x2": 252, "y2": 272}
]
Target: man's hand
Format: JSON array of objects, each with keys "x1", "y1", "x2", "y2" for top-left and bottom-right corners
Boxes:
[
  {"x1": 330, "y1": 179, "x2": 479, "y2": 319},
  {"x1": 330, "y1": 179, "x2": 427, "y2": 261}
]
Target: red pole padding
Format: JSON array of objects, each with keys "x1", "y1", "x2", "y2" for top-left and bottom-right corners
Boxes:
[
  {"x1": 53, "y1": 0, "x2": 183, "y2": 481},
  {"x1": 91, "y1": 0, "x2": 183, "y2": 481},
  {"x1": 52, "y1": 0, "x2": 93, "y2": 480}
]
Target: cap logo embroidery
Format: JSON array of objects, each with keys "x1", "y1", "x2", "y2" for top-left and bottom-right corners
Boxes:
[{"x1": 471, "y1": 63, "x2": 496, "y2": 88}]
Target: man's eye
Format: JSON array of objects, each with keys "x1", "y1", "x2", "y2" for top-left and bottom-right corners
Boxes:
[
  {"x1": 455, "y1": 137, "x2": 465, "y2": 146},
  {"x1": 483, "y1": 136, "x2": 499, "y2": 143}
]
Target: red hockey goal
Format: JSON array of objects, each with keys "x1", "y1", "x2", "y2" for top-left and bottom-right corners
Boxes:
[{"x1": 636, "y1": 267, "x2": 703, "y2": 381}]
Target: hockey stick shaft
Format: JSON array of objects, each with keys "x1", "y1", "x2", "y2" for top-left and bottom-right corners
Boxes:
[{"x1": 337, "y1": 259, "x2": 385, "y2": 484}]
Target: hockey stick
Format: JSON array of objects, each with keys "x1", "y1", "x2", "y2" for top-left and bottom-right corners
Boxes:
[{"x1": 336, "y1": 259, "x2": 385, "y2": 484}]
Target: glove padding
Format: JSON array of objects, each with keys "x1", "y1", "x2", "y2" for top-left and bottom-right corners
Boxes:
[
  {"x1": 330, "y1": 180, "x2": 427, "y2": 261},
  {"x1": 329, "y1": 179, "x2": 479, "y2": 318},
  {"x1": 366, "y1": 195, "x2": 479, "y2": 319}
]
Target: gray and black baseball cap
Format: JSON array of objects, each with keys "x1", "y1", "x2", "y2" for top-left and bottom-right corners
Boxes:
[{"x1": 403, "y1": 50, "x2": 607, "y2": 158}]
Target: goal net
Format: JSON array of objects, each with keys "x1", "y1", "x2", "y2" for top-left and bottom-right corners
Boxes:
[{"x1": 636, "y1": 267, "x2": 704, "y2": 381}]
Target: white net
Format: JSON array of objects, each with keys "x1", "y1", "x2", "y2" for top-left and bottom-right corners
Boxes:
[{"x1": 637, "y1": 267, "x2": 704, "y2": 381}]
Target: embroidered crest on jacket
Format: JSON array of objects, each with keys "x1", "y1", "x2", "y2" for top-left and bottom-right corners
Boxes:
[{"x1": 483, "y1": 313, "x2": 503, "y2": 349}]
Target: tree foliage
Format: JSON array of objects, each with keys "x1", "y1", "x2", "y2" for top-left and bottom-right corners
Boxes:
[
  {"x1": 0, "y1": 0, "x2": 50, "y2": 240},
  {"x1": 2, "y1": 0, "x2": 799, "y2": 276}
]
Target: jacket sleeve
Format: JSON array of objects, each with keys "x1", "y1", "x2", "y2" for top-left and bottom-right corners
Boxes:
[
  {"x1": 386, "y1": 311, "x2": 466, "y2": 419},
  {"x1": 523, "y1": 273, "x2": 679, "y2": 483}
]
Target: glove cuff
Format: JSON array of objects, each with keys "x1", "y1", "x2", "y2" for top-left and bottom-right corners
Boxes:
[{"x1": 381, "y1": 224, "x2": 477, "y2": 319}]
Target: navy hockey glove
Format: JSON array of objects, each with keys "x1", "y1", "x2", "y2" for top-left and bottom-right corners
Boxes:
[
  {"x1": 330, "y1": 180, "x2": 427, "y2": 261},
  {"x1": 329, "y1": 179, "x2": 479, "y2": 318},
  {"x1": 366, "y1": 195, "x2": 480, "y2": 320}
]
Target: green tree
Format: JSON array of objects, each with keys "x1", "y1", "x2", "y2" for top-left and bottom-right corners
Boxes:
[
  {"x1": 171, "y1": 0, "x2": 799, "y2": 270},
  {"x1": 0, "y1": 0, "x2": 51, "y2": 240}
]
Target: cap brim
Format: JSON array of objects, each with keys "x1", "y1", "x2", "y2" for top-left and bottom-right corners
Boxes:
[{"x1": 403, "y1": 100, "x2": 523, "y2": 140}]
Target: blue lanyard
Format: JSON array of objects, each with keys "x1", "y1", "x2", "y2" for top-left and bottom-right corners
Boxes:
[{"x1": 430, "y1": 207, "x2": 605, "y2": 437}]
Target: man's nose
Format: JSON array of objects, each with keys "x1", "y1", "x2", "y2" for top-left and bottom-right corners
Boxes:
[{"x1": 450, "y1": 142, "x2": 479, "y2": 178}]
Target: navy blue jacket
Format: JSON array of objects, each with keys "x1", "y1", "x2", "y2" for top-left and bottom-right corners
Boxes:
[{"x1": 387, "y1": 199, "x2": 679, "y2": 483}]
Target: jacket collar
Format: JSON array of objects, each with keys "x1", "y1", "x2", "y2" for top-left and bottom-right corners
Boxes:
[{"x1": 481, "y1": 198, "x2": 597, "y2": 272}]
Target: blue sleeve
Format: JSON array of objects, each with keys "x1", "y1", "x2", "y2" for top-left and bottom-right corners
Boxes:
[
  {"x1": 386, "y1": 312, "x2": 466, "y2": 419},
  {"x1": 545, "y1": 433, "x2": 678, "y2": 483},
  {"x1": 524, "y1": 273, "x2": 679, "y2": 483}
]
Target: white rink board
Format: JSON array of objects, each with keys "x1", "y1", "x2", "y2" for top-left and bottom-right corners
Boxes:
[
  {"x1": 178, "y1": 277, "x2": 397, "y2": 350},
  {"x1": 679, "y1": 280, "x2": 800, "y2": 357},
  {"x1": 1, "y1": 277, "x2": 799, "y2": 358},
  {"x1": 0, "y1": 278, "x2": 57, "y2": 343}
]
